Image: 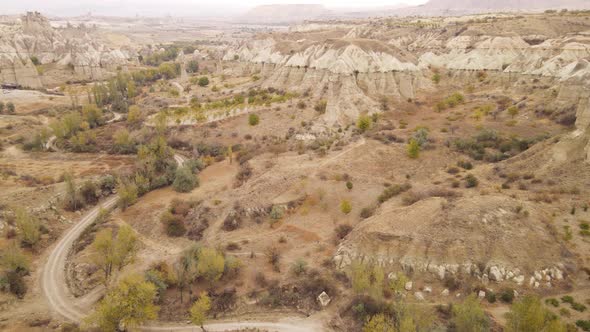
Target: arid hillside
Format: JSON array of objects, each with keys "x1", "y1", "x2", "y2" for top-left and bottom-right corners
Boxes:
[{"x1": 0, "y1": 9, "x2": 590, "y2": 332}]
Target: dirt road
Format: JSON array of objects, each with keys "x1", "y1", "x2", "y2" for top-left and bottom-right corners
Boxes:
[{"x1": 40, "y1": 151, "x2": 326, "y2": 331}]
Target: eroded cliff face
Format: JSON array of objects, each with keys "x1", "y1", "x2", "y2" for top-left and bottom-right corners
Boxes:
[
  {"x1": 223, "y1": 28, "x2": 590, "y2": 126},
  {"x1": 0, "y1": 12, "x2": 133, "y2": 88}
]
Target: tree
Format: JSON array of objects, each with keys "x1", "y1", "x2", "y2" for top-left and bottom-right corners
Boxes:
[
  {"x1": 81, "y1": 104, "x2": 104, "y2": 128},
  {"x1": 86, "y1": 274, "x2": 159, "y2": 332},
  {"x1": 350, "y1": 261, "x2": 383, "y2": 298},
  {"x1": 363, "y1": 314, "x2": 395, "y2": 332},
  {"x1": 395, "y1": 303, "x2": 435, "y2": 332},
  {"x1": 248, "y1": 113, "x2": 259, "y2": 126},
  {"x1": 113, "y1": 128, "x2": 136, "y2": 154},
  {"x1": 452, "y1": 294, "x2": 490, "y2": 332},
  {"x1": 90, "y1": 225, "x2": 138, "y2": 285},
  {"x1": 0, "y1": 101, "x2": 4, "y2": 113},
  {"x1": 91, "y1": 228, "x2": 115, "y2": 283},
  {"x1": 127, "y1": 105, "x2": 142, "y2": 125},
  {"x1": 197, "y1": 76, "x2": 209, "y2": 87},
  {"x1": 1, "y1": 242, "x2": 31, "y2": 297},
  {"x1": 6, "y1": 102, "x2": 15, "y2": 114},
  {"x1": 227, "y1": 146, "x2": 233, "y2": 164},
  {"x1": 357, "y1": 115, "x2": 371, "y2": 132},
  {"x1": 190, "y1": 292, "x2": 211, "y2": 331},
  {"x1": 187, "y1": 60, "x2": 199, "y2": 73},
  {"x1": 173, "y1": 166, "x2": 198, "y2": 193},
  {"x1": 508, "y1": 106, "x2": 519, "y2": 119},
  {"x1": 14, "y1": 208, "x2": 41, "y2": 248},
  {"x1": 175, "y1": 247, "x2": 198, "y2": 303},
  {"x1": 197, "y1": 248, "x2": 225, "y2": 285},
  {"x1": 0, "y1": 242, "x2": 30, "y2": 274},
  {"x1": 505, "y1": 295, "x2": 567, "y2": 332},
  {"x1": 80, "y1": 180, "x2": 99, "y2": 205},
  {"x1": 117, "y1": 179, "x2": 138, "y2": 210},
  {"x1": 407, "y1": 139, "x2": 420, "y2": 159}
]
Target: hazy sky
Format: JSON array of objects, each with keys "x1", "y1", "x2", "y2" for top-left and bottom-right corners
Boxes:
[{"x1": 2, "y1": 0, "x2": 428, "y2": 17}]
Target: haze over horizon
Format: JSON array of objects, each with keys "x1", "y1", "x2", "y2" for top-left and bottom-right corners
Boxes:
[{"x1": 2, "y1": 0, "x2": 428, "y2": 18}]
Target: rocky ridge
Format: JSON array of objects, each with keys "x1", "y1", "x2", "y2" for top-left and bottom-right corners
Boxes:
[
  {"x1": 223, "y1": 24, "x2": 590, "y2": 125},
  {"x1": 0, "y1": 12, "x2": 133, "y2": 88}
]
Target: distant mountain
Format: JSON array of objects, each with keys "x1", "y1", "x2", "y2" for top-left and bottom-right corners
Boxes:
[
  {"x1": 237, "y1": 4, "x2": 331, "y2": 24},
  {"x1": 393, "y1": 0, "x2": 590, "y2": 15}
]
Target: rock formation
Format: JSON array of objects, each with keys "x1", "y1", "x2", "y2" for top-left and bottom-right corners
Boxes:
[{"x1": 0, "y1": 12, "x2": 133, "y2": 88}]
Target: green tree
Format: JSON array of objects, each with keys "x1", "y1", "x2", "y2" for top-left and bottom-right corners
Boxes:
[
  {"x1": 248, "y1": 113, "x2": 260, "y2": 126},
  {"x1": 350, "y1": 260, "x2": 384, "y2": 298},
  {"x1": 90, "y1": 225, "x2": 138, "y2": 284},
  {"x1": 190, "y1": 292, "x2": 211, "y2": 331},
  {"x1": 363, "y1": 314, "x2": 395, "y2": 332},
  {"x1": 357, "y1": 115, "x2": 372, "y2": 132},
  {"x1": 86, "y1": 274, "x2": 159, "y2": 331},
  {"x1": 81, "y1": 104, "x2": 104, "y2": 128},
  {"x1": 452, "y1": 294, "x2": 490, "y2": 332},
  {"x1": 395, "y1": 303, "x2": 435, "y2": 332},
  {"x1": 407, "y1": 139, "x2": 420, "y2": 159},
  {"x1": 127, "y1": 105, "x2": 142, "y2": 125},
  {"x1": 175, "y1": 247, "x2": 198, "y2": 303},
  {"x1": 187, "y1": 60, "x2": 199, "y2": 73},
  {"x1": 197, "y1": 248, "x2": 225, "y2": 285},
  {"x1": 1, "y1": 242, "x2": 30, "y2": 274},
  {"x1": 14, "y1": 208, "x2": 41, "y2": 248},
  {"x1": 0, "y1": 101, "x2": 4, "y2": 113},
  {"x1": 508, "y1": 106, "x2": 519, "y2": 119},
  {"x1": 113, "y1": 128, "x2": 136, "y2": 154},
  {"x1": 117, "y1": 179, "x2": 138, "y2": 210},
  {"x1": 173, "y1": 166, "x2": 198, "y2": 193},
  {"x1": 505, "y1": 295, "x2": 567, "y2": 332}
]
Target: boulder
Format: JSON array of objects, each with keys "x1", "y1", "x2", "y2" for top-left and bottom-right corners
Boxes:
[
  {"x1": 405, "y1": 281, "x2": 413, "y2": 291},
  {"x1": 489, "y1": 266, "x2": 503, "y2": 282},
  {"x1": 414, "y1": 292, "x2": 425, "y2": 301},
  {"x1": 317, "y1": 291, "x2": 331, "y2": 307}
]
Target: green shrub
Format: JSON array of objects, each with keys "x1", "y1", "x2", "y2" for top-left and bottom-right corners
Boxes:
[
  {"x1": 432, "y1": 73, "x2": 441, "y2": 84},
  {"x1": 340, "y1": 200, "x2": 352, "y2": 214},
  {"x1": 356, "y1": 115, "x2": 371, "y2": 132},
  {"x1": 346, "y1": 181, "x2": 353, "y2": 190},
  {"x1": 270, "y1": 205, "x2": 284, "y2": 220},
  {"x1": 314, "y1": 100, "x2": 327, "y2": 113},
  {"x1": 561, "y1": 295, "x2": 574, "y2": 304},
  {"x1": 572, "y1": 302, "x2": 587, "y2": 312},
  {"x1": 545, "y1": 298, "x2": 559, "y2": 307},
  {"x1": 248, "y1": 113, "x2": 259, "y2": 126},
  {"x1": 335, "y1": 224, "x2": 353, "y2": 239},
  {"x1": 407, "y1": 139, "x2": 420, "y2": 158},
  {"x1": 457, "y1": 160, "x2": 473, "y2": 170},
  {"x1": 172, "y1": 166, "x2": 198, "y2": 193},
  {"x1": 576, "y1": 320, "x2": 590, "y2": 331},
  {"x1": 197, "y1": 76, "x2": 209, "y2": 87},
  {"x1": 500, "y1": 288, "x2": 515, "y2": 303},
  {"x1": 377, "y1": 183, "x2": 411, "y2": 204},
  {"x1": 359, "y1": 206, "x2": 375, "y2": 219},
  {"x1": 160, "y1": 211, "x2": 186, "y2": 237},
  {"x1": 7, "y1": 102, "x2": 15, "y2": 114},
  {"x1": 290, "y1": 259, "x2": 308, "y2": 276},
  {"x1": 465, "y1": 174, "x2": 479, "y2": 188}
]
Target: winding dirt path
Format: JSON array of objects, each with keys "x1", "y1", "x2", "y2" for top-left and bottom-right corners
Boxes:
[{"x1": 40, "y1": 152, "x2": 325, "y2": 331}]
